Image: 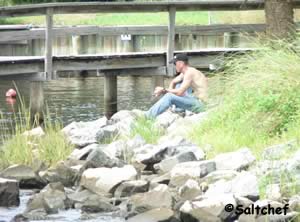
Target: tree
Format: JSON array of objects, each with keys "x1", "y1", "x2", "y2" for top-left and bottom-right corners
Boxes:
[{"x1": 265, "y1": 0, "x2": 296, "y2": 39}]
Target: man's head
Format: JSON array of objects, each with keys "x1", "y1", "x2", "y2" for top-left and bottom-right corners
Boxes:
[{"x1": 169, "y1": 53, "x2": 189, "y2": 73}]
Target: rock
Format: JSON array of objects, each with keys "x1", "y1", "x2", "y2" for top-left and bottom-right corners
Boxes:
[
  {"x1": 154, "y1": 110, "x2": 181, "y2": 128},
  {"x1": 61, "y1": 117, "x2": 107, "y2": 147},
  {"x1": 170, "y1": 161, "x2": 216, "y2": 187},
  {"x1": 154, "y1": 151, "x2": 199, "y2": 173},
  {"x1": 81, "y1": 195, "x2": 115, "y2": 213},
  {"x1": 0, "y1": 165, "x2": 45, "y2": 189},
  {"x1": 128, "y1": 208, "x2": 175, "y2": 222},
  {"x1": 180, "y1": 194, "x2": 236, "y2": 222},
  {"x1": 23, "y1": 126, "x2": 45, "y2": 137},
  {"x1": 262, "y1": 140, "x2": 297, "y2": 160},
  {"x1": 149, "y1": 173, "x2": 171, "y2": 187},
  {"x1": 205, "y1": 171, "x2": 259, "y2": 201},
  {"x1": 0, "y1": 178, "x2": 20, "y2": 207},
  {"x1": 134, "y1": 144, "x2": 168, "y2": 165},
  {"x1": 67, "y1": 188, "x2": 97, "y2": 205},
  {"x1": 103, "y1": 140, "x2": 127, "y2": 159},
  {"x1": 253, "y1": 160, "x2": 288, "y2": 178},
  {"x1": 85, "y1": 145, "x2": 123, "y2": 168},
  {"x1": 179, "y1": 179, "x2": 202, "y2": 201},
  {"x1": 39, "y1": 162, "x2": 78, "y2": 187},
  {"x1": 130, "y1": 184, "x2": 174, "y2": 214},
  {"x1": 265, "y1": 184, "x2": 281, "y2": 201},
  {"x1": 213, "y1": 148, "x2": 256, "y2": 171},
  {"x1": 200, "y1": 170, "x2": 239, "y2": 185},
  {"x1": 289, "y1": 195, "x2": 300, "y2": 212},
  {"x1": 80, "y1": 165, "x2": 137, "y2": 195},
  {"x1": 25, "y1": 182, "x2": 70, "y2": 214},
  {"x1": 109, "y1": 110, "x2": 140, "y2": 136},
  {"x1": 98, "y1": 124, "x2": 119, "y2": 143},
  {"x1": 287, "y1": 150, "x2": 300, "y2": 180},
  {"x1": 166, "y1": 112, "x2": 208, "y2": 138},
  {"x1": 114, "y1": 180, "x2": 149, "y2": 198},
  {"x1": 68, "y1": 143, "x2": 100, "y2": 161},
  {"x1": 109, "y1": 110, "x2": 136, "y2": 125}
]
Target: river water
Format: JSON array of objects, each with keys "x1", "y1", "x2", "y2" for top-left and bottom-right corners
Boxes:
[{"x1": 0, "y1": 76, "x2": 155, "y2": 134}]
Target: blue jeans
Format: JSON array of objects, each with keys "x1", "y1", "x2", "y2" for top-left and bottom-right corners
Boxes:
[{"x1": 146, "y1": 92, "x2": 204, "y2": 118}]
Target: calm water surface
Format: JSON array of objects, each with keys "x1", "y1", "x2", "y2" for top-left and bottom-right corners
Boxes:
[{"x1": 0, "y1": 76, "x2": 155, "y2": 132}]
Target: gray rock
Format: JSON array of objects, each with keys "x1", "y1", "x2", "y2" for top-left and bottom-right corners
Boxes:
[
  {"x1": 180, "y1": 194, "x2": 236, "y2": 222},
  {"x1": 128, "y1": 208, "x2": 175, "y2": 222},
  {"x1": 81, "y1": 195, "x2": 115, "y2": 213},
  {"x1": 85, "y1": 145, "x2": 123, "y2": 168},
  {"x1": 61, "y1": 117, "x2": 107, "y2": 147},
  {"x1": 154, "y1": 151, "x2": 199, "y2": 173},
  {"x1": 97, "y1": 124, "x2": 119, "y2": 143},
  {"x1": 205, "y1": 171, "x2": 259, "y2": 201},
  {"x1": 0, "y1": 177, "x2": 20, "y2": 207},
  {"x1": 114, "y1": 180, "x2": 149, "y2": 198},
  {"x1": 289, "y1": 195, "x2": 300, "y2": 212},
  {"x1": 178, "y1": 179, "x2": 202, "y2": 201},
  {"x1": 80, "y1": 165, "x2": 137, "y2": 195},
  {"x1": 213, "y1": 148, "x2": 256, "y2": 171},
  {"x1": 154, "y1": 110, "x2": 181, "y2": 128},
  {"x1": 67, "y1": 189, "x2": 97, "y2": 204},
  {"x1": 130, "y1": 184, "x2": 174, "y2": 214},
  {"x1": 25, "y1": 182, "x2": 70, "y2": 214},
  {"x1": 103, "y1": 139, "x2": 127, "y2": 159},
  {"x1": 200, "y1": 170, "x2": 239, "y2": 185},
  {"x1": 149, "y1": 172, "x2": 171, "y2": 187},
  {"x1": 170, "y1": 161, "x2": 216, "y2": 187},
  {"x1": 0, "y1": 164, "x2": 45, "y2": 189},
  {"x1": 39, "y1": 162, "x2": 78, "y2": 187},
  {"x1": 68, "y1": 143, "x2": 99, "y2": 161},
  {"x1": 287, "y1": 150, "x2": 300, "y2": 180}
]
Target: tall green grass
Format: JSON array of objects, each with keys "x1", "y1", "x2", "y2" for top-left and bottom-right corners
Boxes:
[
  {"x1": 131, "y1": 116, "x2": 164, "y2": 144},
  {"x1": 190, "y1": 39, "x2": 300, "y2": 159},
  {"x1": 0, "y1": 96, "x2": 74, "y2": 170}
]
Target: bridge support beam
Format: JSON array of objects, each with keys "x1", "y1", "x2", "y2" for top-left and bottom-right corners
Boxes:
[
  {"x1": 167, "y1": 6, "x2": 176, "y2": 76},
  {"x1": 104, "y1": 73, "x2": 117, "y2": 119},
  {"x1": 30, "y1": 81, "x2": 44, "y2": 125},
  {"x1": 45, "y1": 8, "x2": 53, "y2": 80}
]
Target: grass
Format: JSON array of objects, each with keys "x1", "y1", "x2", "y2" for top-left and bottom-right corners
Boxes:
[
  {"x1": 189, "y1": 38, "x2": 300, "y2": 160},
  {"x1": 130, "y1": 116, "x2": 164, "y2": 144},
  {"x1": 0, "y1": 12, "x2": 209, "y2": 26},
  {"x1": 0, "y1": 96, "x2": 74, "y2": 170}
]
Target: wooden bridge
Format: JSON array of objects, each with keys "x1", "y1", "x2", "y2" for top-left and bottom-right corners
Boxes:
[{"x1": 0, "y1": 0, "x2": 299, "y2": 118}]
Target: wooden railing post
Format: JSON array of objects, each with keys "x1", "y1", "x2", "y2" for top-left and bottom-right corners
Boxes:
[
  {"x1": 104, "y1": 73, "x2": 117, "y2": 119},
  {"x1": 167, "y1": 6, "x2": 176, "y2": 76},
  {"x1": 30, "y1": 81, "x2": 44, "y2": 125},
  {"x1": 45, "y1": 8, "x2": 53, "y2": 80}
]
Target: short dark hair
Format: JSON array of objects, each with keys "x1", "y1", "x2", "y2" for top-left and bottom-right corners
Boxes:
[{"x1": 169, "y1": 53, "x2": 189, "y2": 65}]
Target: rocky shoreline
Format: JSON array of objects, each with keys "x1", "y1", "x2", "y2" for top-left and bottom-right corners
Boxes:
[{"x1": 0, "y1": 109, "x2": 299, "y2": 222}]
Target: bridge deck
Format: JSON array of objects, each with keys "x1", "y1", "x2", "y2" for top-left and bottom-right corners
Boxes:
[{"x1": 0, "y1": 48, "x2": 254, "y2": 79}]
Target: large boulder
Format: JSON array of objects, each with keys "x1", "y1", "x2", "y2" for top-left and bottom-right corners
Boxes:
[
  {"x1": 129, "y1": 184, "x2": 174, "y2": 214},
  {"x1": 39, "y1": 162, "x2": 79, "y2": 187},
  {"x1": 81, "y1": 195, "x2": 116, "y2": 213},
  {"x1": 205, "y1": 171, "x2": 259, "y2": 201},
  {"x1": 85, "y1": 145, "x2": 124, "y2": 168},
  {"x1": 68, "y1": 143, "x2": 100, "y2": 161},
  {"x1": 25, "y1": 182, "x2": 70, "y2": 214},
  {"x1": 0, "y1": 164, "x2": 46, "y2": 189},
  {"x1": 80, "y1": 165, "x2": 137, "y2": 195},
  {"x1": 61, "y1": 117, "x2": 107, "y2": 147},
  {"x1": 179, "y1": 179, "x2": 202, "y2": 201},
  {"x1": 154, "y1": 110, "x2": 181, "y2": 128},
  {"x1": 114, "y1": 180, "x2": 149, "y2": 198},
  {"x1": 0, "y1": 178, "x2": 20, "y2": 207},
  {"x1": 170, "y1": 161, "x2": 216, "y2": 187},
  {"x1": 213, "y1": 148, "x2": 256, "y2": 171},
  {"x1": 180, "y1": 194, "x2": 236, "y2": 222}
]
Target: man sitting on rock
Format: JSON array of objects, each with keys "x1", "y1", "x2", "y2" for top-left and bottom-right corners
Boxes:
[{"x1": 146, "y1": 53, "x2": 208, "y2": 118}]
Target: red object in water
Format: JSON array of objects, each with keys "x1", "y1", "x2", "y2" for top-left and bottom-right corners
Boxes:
[{"x1": 5, "y1": 89, "x2": 17, "y2": 98}]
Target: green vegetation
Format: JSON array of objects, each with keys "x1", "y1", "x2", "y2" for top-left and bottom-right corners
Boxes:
[
  {"x1": 131, "y1": 116, "x2": 164, "y2": 144},
  {"x1": 190, "y1": 39, "x2": 300, "y2": 159},
  {"x1": 0, "y1": 98, "x2": 74, "y2": 170}
]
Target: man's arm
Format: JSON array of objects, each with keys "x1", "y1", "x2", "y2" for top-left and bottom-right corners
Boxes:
[
  {"x1": 165, "y1": 72, "x2": 192, "y2": 96},
  {"x1": 168, "y1": 73, "x2": 184, "y2": 89}
]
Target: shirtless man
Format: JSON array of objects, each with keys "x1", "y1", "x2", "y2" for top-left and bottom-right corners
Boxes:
[{"x1": 146, "y1": 53, "x2": 208, "y2": 118}]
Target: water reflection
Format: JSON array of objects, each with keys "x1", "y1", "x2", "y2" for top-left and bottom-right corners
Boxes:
[{"x1": 0, "y1": 76, "x2": 154, "y2": 131}]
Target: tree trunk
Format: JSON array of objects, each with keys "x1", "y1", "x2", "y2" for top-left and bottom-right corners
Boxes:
[{"x1": 265, "y1": 0, "x2": 295, "y2": 39}]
